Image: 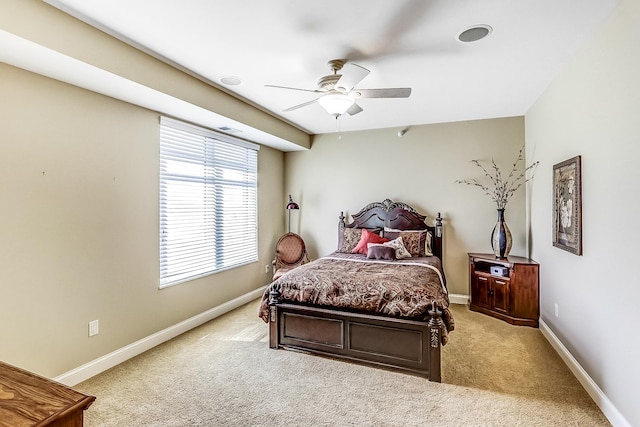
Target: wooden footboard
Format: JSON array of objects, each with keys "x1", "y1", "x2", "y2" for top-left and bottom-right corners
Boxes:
[{"x1": 268, "y1": 290, "x2": 444, "y2": 382}]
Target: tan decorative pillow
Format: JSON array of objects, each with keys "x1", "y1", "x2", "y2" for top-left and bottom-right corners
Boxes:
[
  {"x1": 337, "y1": 228, "x2": 363, "y2": 253},
  {"x1": 383, "y1": 228, "x2": 433, "y2": 257}
]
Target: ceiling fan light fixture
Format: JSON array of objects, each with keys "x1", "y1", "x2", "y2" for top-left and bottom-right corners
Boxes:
[{"x1": 318, "y1": 93, "x2": 355, "y2": 116}]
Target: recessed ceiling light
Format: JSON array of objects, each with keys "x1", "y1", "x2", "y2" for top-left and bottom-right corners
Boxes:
[
  {"x1": 220, "y1": 76, "x2": 242, "y2": 86},
  {"x1": 457, "y1": 25, "x2": 493, "y2": 43}
]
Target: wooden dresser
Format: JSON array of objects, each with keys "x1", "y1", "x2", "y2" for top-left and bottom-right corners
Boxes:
[
  {"x1": 468, "y1": 253, "x2": 540, "y2": 327},
  {"x1": 0, "y1": 361, "x2": 95, "y2": 427}
]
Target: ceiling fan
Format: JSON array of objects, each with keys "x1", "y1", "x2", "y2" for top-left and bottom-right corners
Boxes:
[{"x1": 265, "y1": 59, "x2": 411, "y2": 117}]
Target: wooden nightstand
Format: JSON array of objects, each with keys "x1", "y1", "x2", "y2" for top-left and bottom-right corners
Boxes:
[{"x1": 468, "y1": 253, "x2": 539, "y2": 327}]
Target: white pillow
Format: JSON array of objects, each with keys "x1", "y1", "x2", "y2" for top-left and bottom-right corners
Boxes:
[{"x1": 382, "y1": 237, "x2": 412, "y2": 259}]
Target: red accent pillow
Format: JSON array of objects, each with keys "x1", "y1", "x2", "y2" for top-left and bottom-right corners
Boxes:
[{"x1": 352, "y1": 229, "x2": 389, "y2": 255}]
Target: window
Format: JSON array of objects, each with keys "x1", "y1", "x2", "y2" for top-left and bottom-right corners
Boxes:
[{"x1": 159, "y1": 117, "x2": 259, "y2": 287}]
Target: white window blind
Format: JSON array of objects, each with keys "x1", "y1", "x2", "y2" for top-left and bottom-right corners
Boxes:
[{"x1": 159, "y1": 117, "x2": 259, "y2": 287}]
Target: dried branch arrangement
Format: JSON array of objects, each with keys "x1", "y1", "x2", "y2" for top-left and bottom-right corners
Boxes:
[{"x1": 456, "y1": 146, "x2": 539, "y2": 209}]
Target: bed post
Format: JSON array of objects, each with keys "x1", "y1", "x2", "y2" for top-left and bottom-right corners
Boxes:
[
  {"x1": 268, "y1": 289, "x2": 280, "y2": 349},
  {"x1": 434, "y1": 212, "x2": 443, "y2": 262},
  {"x1": 427, "y1": 302, "x2": 444, "y2": 382}
]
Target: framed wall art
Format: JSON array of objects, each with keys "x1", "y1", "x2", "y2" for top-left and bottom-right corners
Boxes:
[{"x1": 553, "y1": 155, "x2": 582, "y2": 255}]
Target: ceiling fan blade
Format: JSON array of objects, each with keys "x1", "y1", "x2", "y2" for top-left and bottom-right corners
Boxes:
[
  {"x1": 283, "y1": 98, "x2": 319, "y2": 112},
  {"x1": 341, "y1": 1, "x2": 432, "y2": 62},
  {"x1": 353, "y1": 88, "x2": 412, "y2": 99},
  {"x1": 335, "y1": 63, "x2": 370, "y2": 92},
  {"x1": 346, "y1": 103, "x2": 363, "y2": 116},
  {"x1": 265, "y1": 84, "x2": 322, "y2": 93}
]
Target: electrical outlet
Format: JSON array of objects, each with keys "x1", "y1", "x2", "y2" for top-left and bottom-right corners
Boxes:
[
  {"x1": 265, "y1": 264, "x2": 270, "y2": 274},
  {"x1": 554, "y1": 303, "x2": 559, "y2": 317},
  {"x1": 89, "y1": 320, "x2": 99, "y2": 337}
]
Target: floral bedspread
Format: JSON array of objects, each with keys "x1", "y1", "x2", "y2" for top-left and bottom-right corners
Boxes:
[{"x1": 258, "y1": 252, "x2": 454, "y2": 342}]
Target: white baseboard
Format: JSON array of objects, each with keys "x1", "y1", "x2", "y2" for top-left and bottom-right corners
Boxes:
[
  {"x1": 539, "y1": 318, "x2": 631, "y2": 427},
  {"x1": 54, "y1": 286, "x2": 267, "y2": 387},
  {"x1": 449, "y1": 293, "x2": 469, "y2": 305}
]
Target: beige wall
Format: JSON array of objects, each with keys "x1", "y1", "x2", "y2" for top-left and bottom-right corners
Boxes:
[
  {"x1": 526, "y1": 0, "x2": 639, "y2": 425},
  {"x1": 285, "y1": 117, "x2": 528, "y2": 296},
  {"x1": 0, "y1": 63, "x2": 285, "y2": 378}
]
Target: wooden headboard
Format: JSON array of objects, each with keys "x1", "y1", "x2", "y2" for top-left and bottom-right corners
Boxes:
[{"x1": 338, "y1": 199, "x2": 443, "y2": 260}]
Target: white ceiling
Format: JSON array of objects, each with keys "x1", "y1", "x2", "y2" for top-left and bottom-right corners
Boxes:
[{"x1": 45, "y1": 0, "x2": 619, "y2": 136}]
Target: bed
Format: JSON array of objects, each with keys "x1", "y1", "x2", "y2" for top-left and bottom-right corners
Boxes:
[{"x1": 259, "y1": 199, "x2": 453, "y2": 382}]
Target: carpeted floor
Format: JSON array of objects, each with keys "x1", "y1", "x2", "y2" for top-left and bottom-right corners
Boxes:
[{"x1": 77, "y1": 300, "x2": 609, "y2": 426}]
